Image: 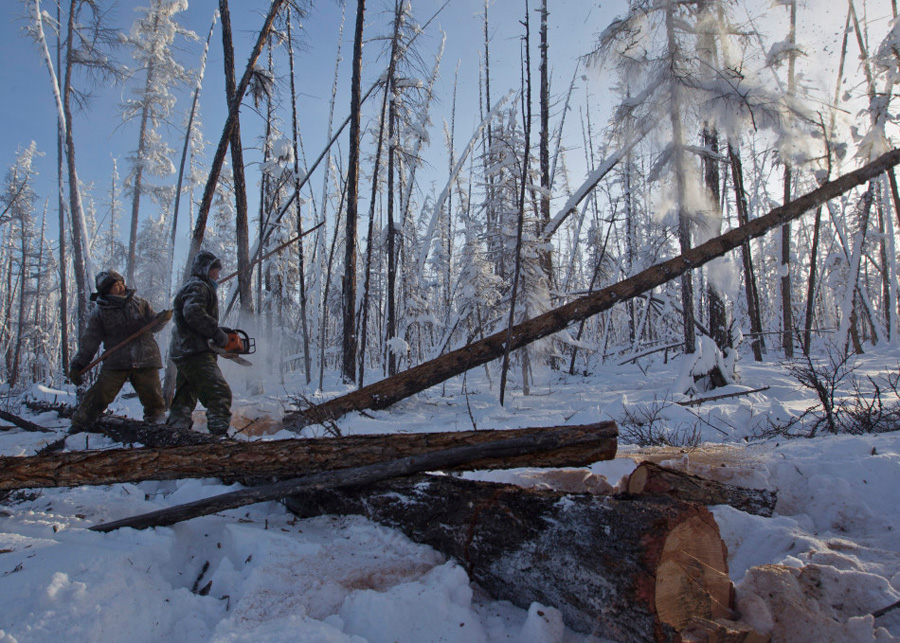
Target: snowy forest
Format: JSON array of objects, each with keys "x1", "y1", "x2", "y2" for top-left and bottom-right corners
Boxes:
[
  {"x1": 6, "y1": 2, "x2": 900, "y2": 641},
  {"x1": 0, "y1": 0, "x2": 899, "y2": 411}
]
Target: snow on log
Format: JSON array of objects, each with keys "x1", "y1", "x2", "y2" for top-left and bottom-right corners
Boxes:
[
  {"x1": 628, "y1": 461, "x2": 777, "y2": 517},
  {"x1": 0, "y1": 422, "x2": 617, "y2": 492},
  {"x1": 285, "y1": 473, "x2": 737, "y2": 642}
]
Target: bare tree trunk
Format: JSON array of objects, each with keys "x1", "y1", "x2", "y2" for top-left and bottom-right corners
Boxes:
[
  {"x1": 220, "y1": 0, "x2": 253, "y2": 314},
  {"x1": 11, "y1": 186, "x2": 29, "y2": 388},
  {"x1": 168, "y1": 11, "x2": 216, "y2": 301},
  {"x1": 499, "y1": 3, "x2": 532, "y2": 405},
  {"x1": 285, "y1": 9, "x2": 312, "y2": 383},
  {"x1": 186, "y1": 0, "x2": 286, "y2": 278},
  {"x1": 359, "y1": 1, "x2": 401, "y2": 386},
  {"x1": 286, "y1": 149, "x2": 900, "y2": 428},
  {"x1": 32, "y1": 204, "x2": 48, "y2": 381},
  {"x1": 781, "y1": 0, "x2": 797, "y2": 357},
  {"x1": 55, "y1": 0, "x2": 69, "y2": 372},
  {"x1": 803, "y1": 203, "x2": 824, "y2": 354},
  {"x1": 704, "y1": 128, "x2": 728, "y2": 350},
  {"x1": 665, "y1": 2, "x2": 696, "y2": 354},
  {"x1": 728, "y1": 143, "x2": 764, "y2": 361},
  {"x1": 342, "y1": 0, "x2": 365, "y2": 385},
  {"x1": 63, "y1": 0, "x2": 93, "y2": 331},
  {"x1": 538, "y1": 0, "x2": 552, "y2": 282}
]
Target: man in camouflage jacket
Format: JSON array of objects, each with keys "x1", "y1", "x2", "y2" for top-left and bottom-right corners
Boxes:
[
  {"x1": 69, "y1": 270, "x2": 167, "y2": 431},
  {"x1": 166, "y1": 250, "x2": 233, "y2": 436}
]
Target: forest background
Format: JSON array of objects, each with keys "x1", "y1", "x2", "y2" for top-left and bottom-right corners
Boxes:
[{"x1": 0, "y1": 0, "x2": 897, "y2": 407}]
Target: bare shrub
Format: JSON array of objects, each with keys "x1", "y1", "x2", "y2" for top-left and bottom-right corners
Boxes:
[{"x1": 618, "y1": 396, "x2": 702, "y2": 448}]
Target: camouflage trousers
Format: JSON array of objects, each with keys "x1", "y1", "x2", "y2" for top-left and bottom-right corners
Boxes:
[
  {"x1": 71, "y1": 367, "x2": 166, "y2": 431},
  {"x1": 167, "y1": 352, "x2": 232, "y2": 436}
]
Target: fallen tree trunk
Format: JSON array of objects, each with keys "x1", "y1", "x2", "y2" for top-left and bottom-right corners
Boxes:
[
  {"x1": 0, "y1": 422, "x2": 616, "y2": 492},
  {"x1": 0, "y1": 409, "x2": 55, "y2": 433},
  {"x1": 88, "y1": 424, "x2": 615, "y2": 532},
  {"x1": 628, "y1": 461, "x2": 777, "y2": 517},
  {"x1": 285, "y1": 473, "x2": 735, "y2": 642},
  {"x1": 286, "y1": 149, "x2": 900, "y2": 429}
]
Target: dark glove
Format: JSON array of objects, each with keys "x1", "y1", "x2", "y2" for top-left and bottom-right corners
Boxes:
[
  {"x1": 213, "y1": 328, "x2": 229, "y2": 348},
  {"x1": 68, "y1": 366, "x2": 84, "y2": 386}
]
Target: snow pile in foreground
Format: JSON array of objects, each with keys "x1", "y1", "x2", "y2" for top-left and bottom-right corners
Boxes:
[{"x1": 2, "y1": 350, "x2": 900, "y2": 642}]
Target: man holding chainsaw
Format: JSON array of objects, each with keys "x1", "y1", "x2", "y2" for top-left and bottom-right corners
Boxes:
[
  {"x1": 167, "y1": 250, "x2": 234, "y2": 437},
  {"x1": 69, "y1": 270, "x2": 169, "y2": 432}
]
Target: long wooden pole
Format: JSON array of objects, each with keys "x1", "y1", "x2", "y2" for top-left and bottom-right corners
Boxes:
[{"x1": 73, "y1": 310, "x2": 172, "y2": 377}]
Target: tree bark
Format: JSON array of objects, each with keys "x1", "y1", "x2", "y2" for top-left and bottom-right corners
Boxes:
[
  {"x1": 220, "y1": 0, "x2": 253, "y2": 313},
  {"x1": 342, "y1": 0, "x2": 365, "y2": 384},
  {"x1": 728, "y1": 143, "x2": 763, "y2": 361},
  {"x1": 55, "y1": 0, "x2": 69, "y2": 372},
  {"x1": 285, "y1": 9, "x2": 312, "y2": 384},
  {"x1": 87, "y1": 424, "x2": 617, "y2": 532},
  {"x1": 286, "y1": 149, "x2": 900, "y2": 428},
  {"x1": 286, "y1": 473, "x2": 735, "y2": 641},
  {"x1": 627, "y1": 461, "x2": 777, "y2": 517},
  {"x1": 0, "y1": 422, "x2": 617, "y2": 492}
]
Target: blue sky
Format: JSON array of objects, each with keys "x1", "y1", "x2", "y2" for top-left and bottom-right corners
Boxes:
[{"x1": 0, "y1": 0, "x2": 611, "y2": 256}]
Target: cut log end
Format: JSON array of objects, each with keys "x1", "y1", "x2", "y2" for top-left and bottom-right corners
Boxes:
[
  {"x1": 287, "y1": 474, "x2": 739, "y2": 641},
  {"x1": 655, "y1": 514, "x2": 733, "y2": 632}
]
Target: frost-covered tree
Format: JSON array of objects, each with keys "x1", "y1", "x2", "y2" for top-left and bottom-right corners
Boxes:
[
  {"x1": 1, "y1": 143, "x2": 41, "y2": 388},
  {"x1": 134, "y1": 214, "x2": 170, "y2": 310},
  {"x1": 101, "y1": 158, "x2": 127, "y2": 272},
  {"x1": 121, "y1": 0, "x2": 196, "y2": 284},
  {"x1": 589, "y1": 0, "x2": 793, "y2": 365}
]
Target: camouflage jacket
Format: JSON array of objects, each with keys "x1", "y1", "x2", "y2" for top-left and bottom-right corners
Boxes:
[
  {"x1": 71, "y1": 290, "x2": 163, "y2": 371},
  {"x1": 170, "y1": 251, "x2": 228, "y2": 362}
]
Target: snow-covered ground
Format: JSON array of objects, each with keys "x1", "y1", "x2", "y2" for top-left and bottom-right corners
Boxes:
[{"x1": 2, "y1": 345, "x2": 900, "y2": 642}]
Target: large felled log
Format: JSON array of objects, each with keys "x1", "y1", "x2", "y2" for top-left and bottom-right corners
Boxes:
[
  {"x1": 628, "y1": 461, "x2": 777, "y2": 517},
  {"x1": 0, "y1": 422, "x2": 616, "y2": 492},
  {"x1": 286, "y1": 474, "x2": 735, "y2": 642},
  {"x1": 285, "y1": 149, "x2": 900, "y2": 429},
  {"x1": 89, "y1": 425, "x2": 614, "y2": 532}
]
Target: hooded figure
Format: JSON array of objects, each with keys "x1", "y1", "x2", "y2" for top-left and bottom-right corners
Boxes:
[
  {"x1": 166, "y1": 250, "x2": 232, "y2": 436},
  {"x1": 69, "y1": 270, "x2": 167, "y2": 431}
]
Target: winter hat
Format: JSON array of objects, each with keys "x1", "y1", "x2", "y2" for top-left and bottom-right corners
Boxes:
[{"x1": 95, "y1": 270, "x2": 125, "y2": 295}]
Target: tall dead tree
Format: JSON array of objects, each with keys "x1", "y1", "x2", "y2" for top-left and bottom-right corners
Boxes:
[
  {"x1": 54, "y1": 0, "x2": 69, "y2": 371},
  {"x1": 728, "y1": 143, "x2": 764, "y2": 361},
  {"x1": 342, "y1": 0, "x2": 365, "y2": 384},
  {"x1": 780, "y1": 0, "x2": 798, "y2": 357},
  {"x1": 220, "y1": 0, "x2": 253, "y2": 314},
  {"x1": 285, "y1": 149, "x2": 900, "y2": 428},
  {"x1": 185, "y1": 0, "x2": 287, "y2": 279},
  {"x1": 285, "y1": 7, "x2": 312, "y2": 384}
]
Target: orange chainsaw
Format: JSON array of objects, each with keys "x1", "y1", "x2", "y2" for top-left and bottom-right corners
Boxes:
[{"x1": 208, "y1": 327, "x2": 256, "y2": 366}]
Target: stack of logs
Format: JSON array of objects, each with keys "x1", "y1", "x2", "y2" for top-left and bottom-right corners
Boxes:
[{"x1": 0, "y1": 415, "x2": 774, "y2": 642}]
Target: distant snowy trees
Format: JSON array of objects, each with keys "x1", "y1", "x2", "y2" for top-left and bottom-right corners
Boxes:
[
  {"x1": 4, "y1": 0, "x2": 900, "y2": 404},
  {"x1": 121, "y1": 0, "x2": 196, "y2": 285}
]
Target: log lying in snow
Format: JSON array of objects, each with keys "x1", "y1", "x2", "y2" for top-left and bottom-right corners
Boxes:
[
  {"x1": 0, "y1": 422, "x2": 617, "y2": 492},
  {"x1": 628, "y1": 461, "x2": 777, "y2": 517},
  {"x1": 286, "y1": 474, "x2": 736, "y2": 642},
  {"x1": 286, "y1": 149, "x2": 900, "y2": 429},
  {"x1": 89, "y1": 424, "x2": 615, "y2": 532}
]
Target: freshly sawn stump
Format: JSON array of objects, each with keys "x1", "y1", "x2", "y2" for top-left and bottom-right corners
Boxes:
[
  {"x1": 285, "y1": 474, "x2": 733, "y2": 642},
  {"x1": 628, "y1": 461, "x2": 777, "y2": 517}
]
